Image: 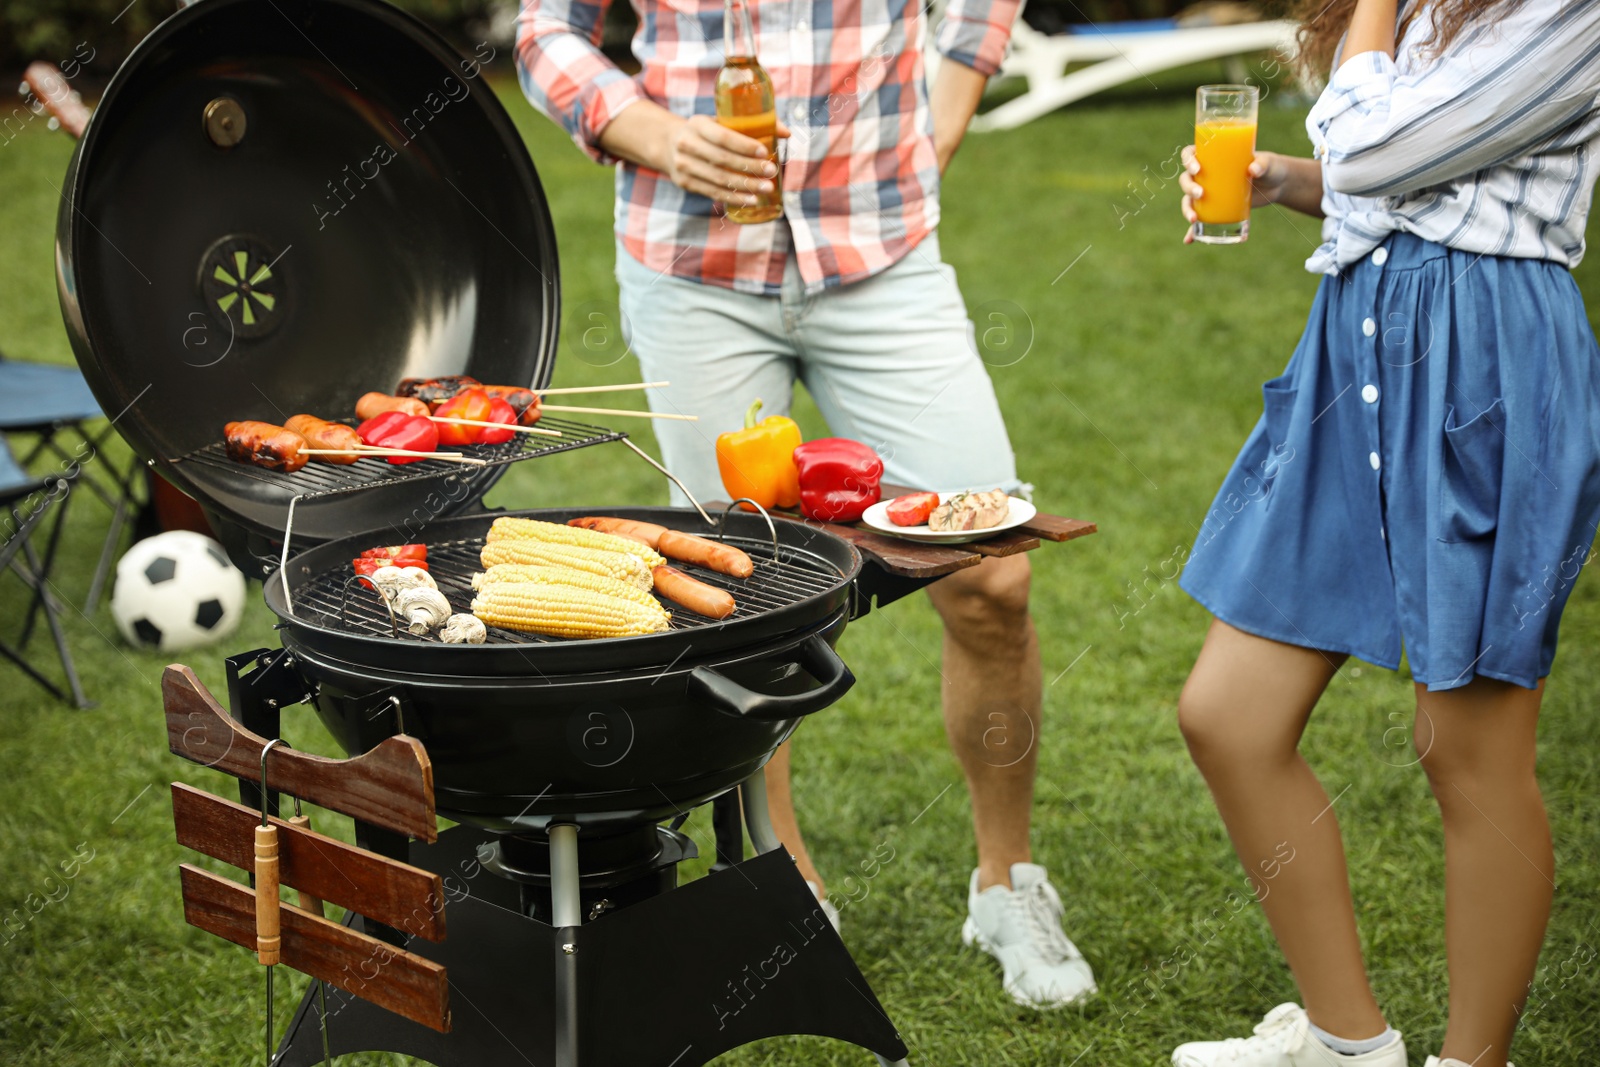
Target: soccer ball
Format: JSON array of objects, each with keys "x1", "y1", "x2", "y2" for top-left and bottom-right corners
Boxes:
[{"x1": 111, "y1": 532, "x2": 246, "y2": 651}]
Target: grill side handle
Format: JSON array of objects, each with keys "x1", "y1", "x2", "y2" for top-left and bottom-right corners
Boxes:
[{"x1": 688, "y1": 635, "x2": 855, "y2": 722}]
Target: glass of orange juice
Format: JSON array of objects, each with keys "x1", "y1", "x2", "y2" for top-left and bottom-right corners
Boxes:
[{"x1": 1192, "y1": 84, "x2": 1259, "y2": 244}]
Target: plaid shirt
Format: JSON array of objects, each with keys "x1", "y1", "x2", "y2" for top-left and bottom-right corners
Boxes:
[{"x1": 516, "y1": 0, "x2": 1020, "y2": 295}]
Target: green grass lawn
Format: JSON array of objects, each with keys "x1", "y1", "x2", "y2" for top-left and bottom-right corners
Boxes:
[{"x1": 2, "y1": 64, "x2": 1598, "y2": 1067}]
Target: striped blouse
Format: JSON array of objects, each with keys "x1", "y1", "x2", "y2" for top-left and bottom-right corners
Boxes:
[{"x1": 1305, "y1": 0, "x2": 1600, "y2": 275}]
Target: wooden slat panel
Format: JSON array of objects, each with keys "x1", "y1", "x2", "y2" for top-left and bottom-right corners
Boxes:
[
  {"x1": 1016, "y1": 515, "x2": 1098, "y2": 543},
  {"x1": 180, "y1": 864, "x2": 451, "y2": 1033},
  {"x1": 163, "y1": 666, "x2": 437, "y2": 842},
  {"x1": 171, "y1": 784, "x2": 445, "y2": 942},
  {"x1": 967, "y1": 531, "x2": 1043, "y2": 557}
]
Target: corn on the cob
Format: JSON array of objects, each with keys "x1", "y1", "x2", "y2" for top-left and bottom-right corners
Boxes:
[
  {"x1": 471, "y1": 563, "x2": 660, "y2": 608},
  {"x1": 479, "y1": 538, "x2": 654, "y2": 589},
  {"x1": 471, "y1": 581, "x2": 670, "y2": 638},
  {"x1": 486, "y1": 516, "x2": 666, "y2": 568}
]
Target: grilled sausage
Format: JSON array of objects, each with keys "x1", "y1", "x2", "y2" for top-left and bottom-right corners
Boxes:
[
  {"x1": 355, "y1": 392, "x2": 429, "y2": 421},
  {"x1": 657, "y1": 530, "x2": 755, "y2": 579},
  {"x1": 651, "y1": 565, "x2": 736, "y2": 619},
  {"x1": 568, "y1": 516, "x2": 669, "y2": 549},
  {"x1": 285, "y1": 414, "x2": 362, "y2": 465},
  {"x1": 396, "y1": 376, "x2": 482, "y2": 407},
  {"x1": 224, "y1": 420, "x2": 308, "y2": 472}
]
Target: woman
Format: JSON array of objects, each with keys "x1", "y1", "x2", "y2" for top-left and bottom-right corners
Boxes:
[{"x1": 1172, "y1": 0, "x2": 1600, "y2": 1063}]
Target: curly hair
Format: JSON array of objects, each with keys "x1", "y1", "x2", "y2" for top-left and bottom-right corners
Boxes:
[{"x1": 1292, "y1": 0, "x2": 1521, "y2": 75}]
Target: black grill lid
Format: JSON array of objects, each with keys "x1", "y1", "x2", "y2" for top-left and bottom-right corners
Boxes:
[{"x1": 56, "y1": 0, "x2": 560, "y2": 542}]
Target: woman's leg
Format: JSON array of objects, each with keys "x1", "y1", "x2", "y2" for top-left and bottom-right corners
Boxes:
[
  {"x1": 1414, "y1": 680, "x2": 1550, "y2": 1067},
  {"x1": 1179, "y1": 619, "x2": 1387, "y2": 1038}
]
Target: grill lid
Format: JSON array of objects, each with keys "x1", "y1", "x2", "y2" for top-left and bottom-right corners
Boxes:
[{"x1": 56, "y1": 0, "x2": 560, "y2": 542}]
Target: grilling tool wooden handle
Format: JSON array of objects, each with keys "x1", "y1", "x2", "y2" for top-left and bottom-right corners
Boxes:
[
  {"x1": 254, "y1": 824, "x2": 281, "y2": 965},
  {"x1": 22, "y1": 62, "x2": 92, "y2": 140},
  {"x1": 286, "y1": 814, "x2": 326, "y2": 917}
]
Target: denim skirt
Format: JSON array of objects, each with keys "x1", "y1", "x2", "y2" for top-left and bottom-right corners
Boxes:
[{"x1": 1180, "y1": 233, "x2": 1600, "y2": 691}]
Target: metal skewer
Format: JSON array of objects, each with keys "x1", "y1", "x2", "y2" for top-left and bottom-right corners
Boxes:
[
  {"x1": 540, "y1": 404, "x2": 697, "y2": 422},
  {"x1": 426, "y1": 415, "x2": 562, "y2": 438},
  {"x1": 299, "y1": 448, "x2": 487, "y2": 465}
]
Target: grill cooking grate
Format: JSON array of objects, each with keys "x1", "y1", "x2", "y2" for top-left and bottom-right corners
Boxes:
[
  {"x1": 289, "y1": 534, "x2": 847, "y2": 644},
  {"x1": 177, "y1": 417, "x2": 627, "y2": 501}
]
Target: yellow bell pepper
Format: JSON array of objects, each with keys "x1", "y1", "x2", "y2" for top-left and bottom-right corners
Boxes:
[{"x1": 716, "y1": 399, "x2": 802, "y2": 511}]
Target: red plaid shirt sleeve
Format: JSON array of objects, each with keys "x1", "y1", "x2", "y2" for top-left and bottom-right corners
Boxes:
[
  {"x1": 516, "y1": 0, "x2": 647, "y2": 163},
  {"x1": 935, "y1": 0, "x2": 1023, "y2": 77}
]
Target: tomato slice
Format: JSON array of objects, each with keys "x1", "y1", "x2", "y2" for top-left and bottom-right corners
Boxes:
[{"x1": 885, "y1": 491, "x2": 940, "y2": 527}]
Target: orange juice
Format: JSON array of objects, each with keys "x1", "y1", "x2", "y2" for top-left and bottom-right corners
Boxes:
[{"x1": 1193, "y1": 119, "x2": 1257, "y2": 224}]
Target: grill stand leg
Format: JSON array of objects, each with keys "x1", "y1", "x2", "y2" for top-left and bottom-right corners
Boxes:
[
  {"x1": 549, "y1": 823, "x2": 581, "y2": 1067},
  {"x1": 272, "y1": 817, "x2": 910, "y2": 1067}
]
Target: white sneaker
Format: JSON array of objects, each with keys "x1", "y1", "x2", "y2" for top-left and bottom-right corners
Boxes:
[
  {"x1": 960, "y1": 863, "x2": 1096, "y2": 1008},
  {"x1": 806, "y1": 880, "x2": 841, "y2": 932},
  {"x1": 1426, "y1": 1059, "x2": 1515, "y2": 1067},
  {"x1": 1173, "y1": 1004, "x2": 1406, "y2": 1066}
]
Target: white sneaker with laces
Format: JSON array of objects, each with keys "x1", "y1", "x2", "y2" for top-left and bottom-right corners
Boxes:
[
  {"x1": 960, "y1": 863, "x2": 1096, "y2": 1008},
  {"x1": 1172, "y1": 1004, "x2": 1406, "y2": 1067},
  {"x1": 806, "y1": 880, "x2": 841, "y2": 932},
  {"x1": 1426, "y1": 1058, "x2": 1515, "y2": 1067}
]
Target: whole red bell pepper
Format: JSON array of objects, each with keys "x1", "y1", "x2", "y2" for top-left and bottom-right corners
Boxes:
[
  {"x1": 477, "y1": 397, "x2": 518, "y2": 445},
  {"x1": 434, "y1": 387, "x2": 494, "y2": 447},
  {"x1": 792, "y1": 438, "x2": 884, "y2": 523}
]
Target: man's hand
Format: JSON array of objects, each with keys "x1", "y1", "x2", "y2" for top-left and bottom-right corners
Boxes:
[{"x1": 599, "y1": 102, "x2": 786, "y2": 207}]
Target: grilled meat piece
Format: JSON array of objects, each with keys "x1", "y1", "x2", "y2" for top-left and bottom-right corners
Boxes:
[
  {"x1": 224, "y1": 420, "x2": 309, "y2": 472},
  {"x1": 927, "y1": 489, "x2": 1010, "y2": 532}
]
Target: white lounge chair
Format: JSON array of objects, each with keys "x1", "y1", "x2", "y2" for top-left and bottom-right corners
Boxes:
[{"x1": 960, "y1": 15, "x2": 1296, "y2": 132}]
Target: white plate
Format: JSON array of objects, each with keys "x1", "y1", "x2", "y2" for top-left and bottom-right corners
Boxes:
[{"x1": 860, "y1": 492, "x2": 1037, "y2": 544}]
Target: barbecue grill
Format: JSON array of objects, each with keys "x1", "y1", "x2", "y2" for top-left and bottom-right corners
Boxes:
[{"x1": 54, "y1": 0, "x2": 916, "y2": 1063}]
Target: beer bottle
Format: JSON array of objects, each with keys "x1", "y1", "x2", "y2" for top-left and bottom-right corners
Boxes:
[{"x1": 714, "y1": 0, "x2": 782, "y2": 223}]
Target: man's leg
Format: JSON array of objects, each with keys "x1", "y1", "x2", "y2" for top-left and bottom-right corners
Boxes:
[
  {"x1": 925, "y1": 554, "x2": 1039, "y2": 890},
  {"x1": 789, "y1": 236, "x2": 1094, "y2": 1004}
]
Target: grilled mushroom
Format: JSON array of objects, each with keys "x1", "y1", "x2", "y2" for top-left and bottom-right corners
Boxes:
[
  {"x1": 394, "y1": 587, "x2": 452, "y2": 635},
  {"x1": 439, "y1": 613, "x2": 487, "y2": 645},
  {"x1": 370, "y1": 564, "x2": 436, "y2": 602}
]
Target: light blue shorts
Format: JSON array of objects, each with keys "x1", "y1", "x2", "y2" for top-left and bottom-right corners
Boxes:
[{"x1": 614, "y1": 234, "x2": 1021, "y2": 506}]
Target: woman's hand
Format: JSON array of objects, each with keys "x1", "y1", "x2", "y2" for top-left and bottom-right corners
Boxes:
[
  {"x1": 662, "y1": 114, "x2": 789, "y2": 206},
  {"x1": 1179, "y1": 146, "x2": 1299, "y2": 242}
]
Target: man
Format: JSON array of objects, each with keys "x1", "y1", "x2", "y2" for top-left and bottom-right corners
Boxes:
[{"x1": 516, "y1": 0, "x2": 1096, "y2": 1008}]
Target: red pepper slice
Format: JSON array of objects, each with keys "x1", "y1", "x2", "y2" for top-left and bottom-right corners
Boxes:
[
  {"x1": 353, "y1": 556, "x2": 430, "y2": 575},
  {"x1": 358, "y1": 544, "x2": 428, "y2": 562},
  {"x1": 477, "y1": 397, "x2": 518, "y2": 445},
  {"x1": 434, "y1": 388, "x2": 494, "y2": 447},
  {"x1": 370, "y1": 414, "x2": 439, "y2": 463},
  {"x1": 357, "y1": 410, "x2": 412, "y2": 446}
]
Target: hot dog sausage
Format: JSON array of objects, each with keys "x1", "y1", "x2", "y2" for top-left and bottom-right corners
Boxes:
[
  {"x1": 355, "y1": 392, "x2": 429, "y2": 421},
  {"x1": 650, "y1": 565, "x2": 736, "y2": 619},
  {"x1": 224, "y1": 420, "x2": 308, "y2": 472},
  {"x1": 481, "y1": 385, "x2": 542, "y2": 425},
  {"x1": 657, "y1": 530, "x2": 755, "y2": 579},
  {"x1": 285, "y1": 414, "x2": 362, "y2": 465},
  {"x1": 568, "y1": 516, "x2": 669, "y2": 549}
]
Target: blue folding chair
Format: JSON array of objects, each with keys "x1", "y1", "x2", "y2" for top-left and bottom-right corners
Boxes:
[
  {"x1": 0, "y1": 351, "x2": 143, "y2": 613},
  {"x1": 1, "y1": 436, "x2": 92, "y2": 707}
]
